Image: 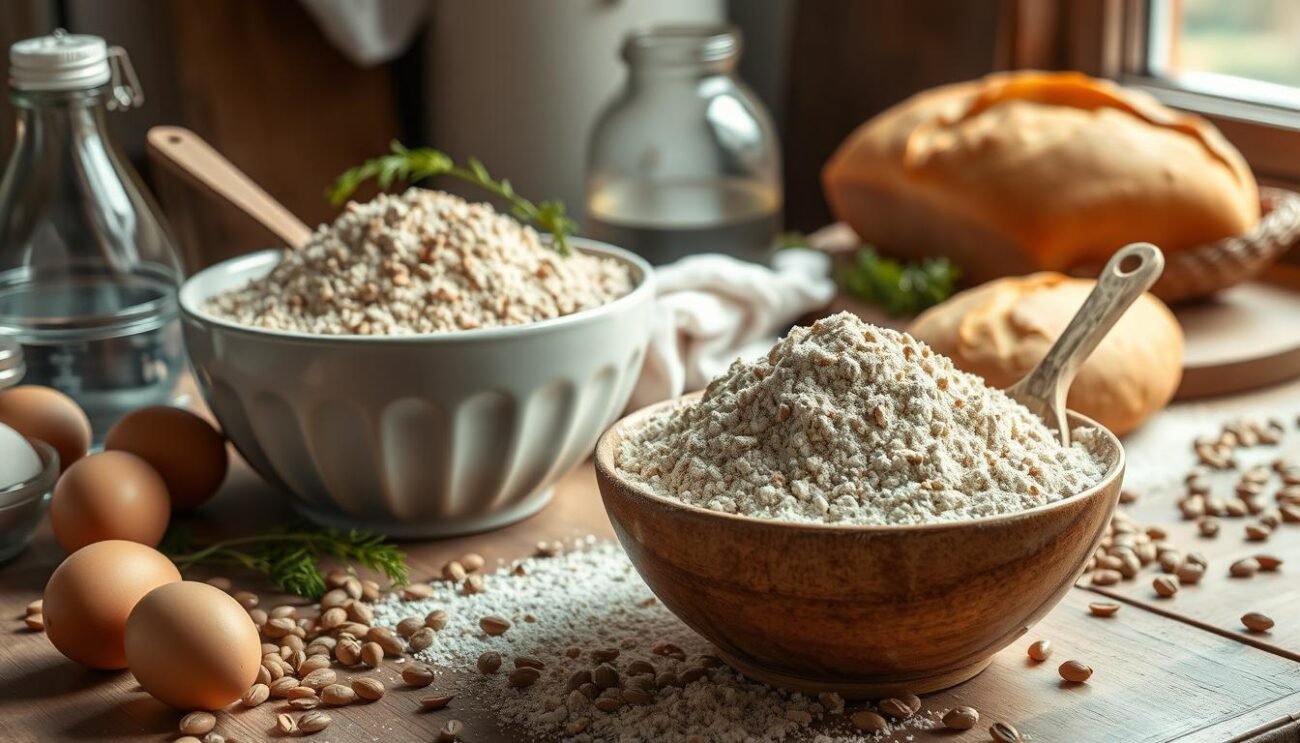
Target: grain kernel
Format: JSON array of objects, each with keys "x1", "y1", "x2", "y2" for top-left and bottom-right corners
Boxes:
[
  {"x1": 425, "y1": 609, "x2": 449, "y2": 630},
  {"x1": 1088, "y1": 601, "x2": 1121, "y2": 617},
  {"x1": 321, "y1": 683, "x2": 357, "y2": 706},
  {"x1": 1242, "y1": 612, "x2": 1275, "y2": 632},
  {"x1": 508, "y1": 667, "x2": 541, "y2": 688},
  {"x1": 403, "y1": 663, "x2": 436, "y2": 688},
  {"x1": 1153, "y1": 575, "x2": 1179, "y2": 598},
  {"x1": 850, "y1": 710, "x2": 888, "y2": 732},
  {"x1": 24, "y1": 614, "x2": 43, "y2": 631},
  {"x1": 1059, "y1": 660, "x2": 1093, "y2": 683},
  {"x1": 1231, "y1": 558, "x2": 1261, "y2": 578},
  {"x1": 241, "y1": 683, "x2": 269, "y2": 707},
  {"x1": 1027, "y1": 639, "x2": 1052, "y2": 662},
  {"x1": 480, "y1": 615, "x2": 512, "y2": 636},
  {"x1": 178, "y1": 711, "x2": 215, "y2": 735},
  {"x1": 878, "y1": 697, "x2": 913, "y2": 720},
  {"x1": 421, "y1": 694, "x2": 453, "y2": 710},
  {"x1": 438, "y1": 719, "x2": 465, "y2": 742},
  {"x1": 990, "y1": 721, "x2": 1024, "y2": 742},
  {"x1": 299, "y1": 710, "x2": 332, "y2": 733},
  {"x1": 477, "y1": 651, "x2": 502, "y2": 674},
  {"x1": 943, "y1": 706, "x2": 979, "y2": 730}
]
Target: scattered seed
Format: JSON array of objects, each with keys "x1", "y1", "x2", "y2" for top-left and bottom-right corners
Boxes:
[
  {"x1": 878, "y1": 697, "x2": 913, "y2": 720},
  {"x1": 285, "y1": 686, "x2": 318, "y2": 701},
  {"x1": 536, "y1": 540, "x2": 563, "y2": 557},
  {"x1": 514, "y1": 655, "x2": 545, "y2": 670},
  {"x1": 1242, "y1": 612, "x2": 1275, "y2": 632},
  {"x1": 1257, "y1": 554, "x2": 1283, "y2": 571},
  {"x1": 1088, "y1": 601, "x2": 1121, "y2": 617},
  {"x1": 424, "y1": 608, "x2": 450, "y2": 631},
  {"x1": 901, "y1": 693, "x2": 922, "y2": 713},
  {"x1": 593, "y1": 663, "x2": 620, "y2": 689},
  {"x1": 409, "y1": 626, "x2": 435, "y2": 652},
  {"x1": 300, "y1": 668, "x2": 336, "y2": 691},
  {"x1": 1090, "y1": 569, "x2": 1121, "y2": 586},
  {"x1": 276, "y1": 713, "x2": 296, "y2": 734},
  {"x1": 403, "y1": 664, "x2": 436, "y2": 688},
  {"x1": 421, "y1": 694, "x2": 453, "y2": 710},
  {"x1": 335, "y1": 638, "x2": 361, "y2": 666},
  {"x1": 1246, "y1": 523, "x2": 1272, "y2": 542},
  {"x1": 25, "y1": 599, "x2": 42, "y2": 615},
  {"x1": 1153, "y1": 575, "x2": 1179, "y2": 598},
  {"x1": 241, "y1": 683, "x2": 269, "y2": 707},
  {"x1": 480, "y1": 615, "x2": 512, "y2": 636},
  {"x1": 299, "y1": 710, "x2": 332, "y2": 733},
  {"x1": 943, "y1": 706, "x2": 979, "y2": 730},
  {"x1": 1027, "y1": 640, "x2": 1052, "y2": 662},
  {"x1": 352, "y1": 677, "x2": 386, "y2": 701},
  {"x1": 24, "y1": 614, "x2": 43, "y2": 631},
  {"x1": 202, "y1": 733, "x2": 225, "y2": 743},
  {"x1": 1231, "y1": 558, "x2": 1261, "y2": 578},
  {"x1": 1198, "y1": 517, "x2": 1220, "y2": 537},
  {"x1": 442, "y1": 561, "x2": 467, "y2": 582},
  {"x1": 438, "y1": 719, "x2": 465, "y2": 742},
  {"x1": 850, "y1": 711, "x2": 888, "y2": 733},
  {"x1": 463, "y1": 575, "x2": 487, "y2": 595},
  {"x1": 366, "y1": 626, "x2": 404, "y2": 656},
  {"x1": 360, "y1": 641, "x2": 384, "y2": 668},
  {"x1": 401, "y1": 583, "x2": 434, "y2": 600},
  {"x1": 565, "y1": 718, "x2": 591, "y2": 736},
  {"x1": 178, "y1": 711, "x2": 215, "y2": 735},
  {"x1": 477, "y1": 651, "x2": 502, "y2": 674},
  {"x1": 1177, "y1": 561, "x2": 1206, "y2": 585},
  {"x1": 508, "y1": 667, "x2": 542, "y2": 688},
  {"x1": 1059, "y1": 660, "x2": 1093, "y2": 683},
  {"x1": 321, "y1": 683, "x2": 357, "y2": 706},
  {"x1": 289, "y1": 697, "x2": 320, "y2": 710},
  {"x1": 591, "y1": 647, "x2": 621, "y2": 663},
  {"x1": 233, "y1": 591, "x2": 259, "y2": 610},
  {"x1": 990, "y1": 721, "x2": 1024, "y2": 742},
  {"x1": 269, "y1": 677, "x2": 300, "y2": 697},
  {"x1": 461, "y1": 553, "x2": 486, "y2": 572}
]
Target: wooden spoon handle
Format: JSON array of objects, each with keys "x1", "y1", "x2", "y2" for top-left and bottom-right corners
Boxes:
[
  {"x1": 1010, "y1": 242, "x2": 1165, "y2": 434},
  {"x1": 147, "y1": 126, "x2": 313, "y2": 249}
]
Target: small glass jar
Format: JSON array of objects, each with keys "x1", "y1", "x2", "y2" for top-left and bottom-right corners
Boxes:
[
  {"x1": 586, "y1": 25, "x2": 782, "y2": 265},
  {"x1": 0, "y1": 31, "x2": 185, "y2": 439}
]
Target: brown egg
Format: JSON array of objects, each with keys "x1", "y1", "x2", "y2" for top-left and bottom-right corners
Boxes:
[
  {"x1": 105, "y1": 406, "x2": 228, "y2": 509},
  {"x1": 51, "y1": 451, "x2": 171, "y2": 553},
  {"x1": 0, "y1": 385, "x2": 91, "y2": 473},
  {"x1": 42, "y1": 540, "x2": 182, "y2": 669},
  {"x1": 125, "y1": 581, "x2": 261, "y2": 710}
]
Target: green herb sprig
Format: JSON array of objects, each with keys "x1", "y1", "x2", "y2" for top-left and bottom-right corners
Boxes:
[
  {"x1": 162, "y1": 521, "x2": 408, "y2": 600},
  {"x1": 835, "y1": 246, "x2": 960, "y2": 316},
  {"x1": 328, "y1": 142, "x2": 576, "y2": 256}
]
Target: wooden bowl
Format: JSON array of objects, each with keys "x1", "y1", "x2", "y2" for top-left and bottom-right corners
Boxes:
[{"x1": 595, "y1": 395, "x2": 1125, "y2": 697}]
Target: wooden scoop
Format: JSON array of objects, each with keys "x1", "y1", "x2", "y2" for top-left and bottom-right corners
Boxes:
[
  {"x1": 146, "y1": 126, "x2": 313, "y2": 248},
  {"x1": 1006, "y1": 242, "x2": 1165, "y2": 444}
]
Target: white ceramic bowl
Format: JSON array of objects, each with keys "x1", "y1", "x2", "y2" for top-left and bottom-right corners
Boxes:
[{"x1": 180, "y1": 240, "x2": 655, "y2": 537}]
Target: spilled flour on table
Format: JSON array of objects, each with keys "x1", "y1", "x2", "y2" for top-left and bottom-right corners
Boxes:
[{"x1": 372, "y1": 540, "x2": 944, "y2": 742}]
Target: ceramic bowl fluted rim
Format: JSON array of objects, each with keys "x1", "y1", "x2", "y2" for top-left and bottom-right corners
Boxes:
[{"x1": 178, "y1": 239, "x2": 656, "y2": 344}]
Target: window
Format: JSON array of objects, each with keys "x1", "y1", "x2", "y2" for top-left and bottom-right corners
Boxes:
[{"x1": 1147, "y1": 0, "x2": 1300, "y2": 111}]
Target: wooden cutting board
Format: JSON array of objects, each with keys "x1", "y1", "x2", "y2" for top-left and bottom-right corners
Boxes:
[{"x1": 1174, "y1": 281, "x2": 1300, "y2": 399}]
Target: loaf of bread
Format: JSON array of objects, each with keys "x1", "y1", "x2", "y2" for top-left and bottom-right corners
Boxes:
[
  {"x1": 909, "y1": 272, "x2": 1183, "y2": 436},
  {"x1": 823, "y1": 71, "x2": 1259, "y2": 284}
]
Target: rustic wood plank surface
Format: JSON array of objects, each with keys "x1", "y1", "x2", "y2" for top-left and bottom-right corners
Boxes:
[{"x1": 3, "y1": 379, "x2": 1300, "y2": 742}]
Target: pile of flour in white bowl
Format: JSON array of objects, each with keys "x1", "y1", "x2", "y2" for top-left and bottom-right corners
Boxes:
[
  {"x1": 616, "y1": 312, "x2": 1107, "y2": 525},
  {"x1": 206, "y1": 188, "x2": 634, "y2": 335}
]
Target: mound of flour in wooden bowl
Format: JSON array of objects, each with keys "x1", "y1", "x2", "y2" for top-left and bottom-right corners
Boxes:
[
  {"x1": 616, "y1": 312, "x2": 1108, "y2": 525},
  {"x1": 206, "y1": 188, "x2": 633, "y2": 335}
]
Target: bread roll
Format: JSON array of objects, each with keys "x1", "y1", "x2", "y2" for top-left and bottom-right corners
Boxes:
[
  {"x1": 823, "y1": 71, "x2": 1258, "y2": 284},
  {"x1": 909, "y1": 272, "x2": 1182, "y2": 436}
]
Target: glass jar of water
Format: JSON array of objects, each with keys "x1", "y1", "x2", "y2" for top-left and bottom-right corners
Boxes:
[
  {"x1": 586, "y1": 25, "x2": 782, "y2": 265},
  {"x1": 0, "y1": 31, "x2": 184, "y2": 439}
]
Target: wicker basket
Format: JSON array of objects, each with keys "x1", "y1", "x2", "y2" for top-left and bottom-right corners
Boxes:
[{"x1": 1072, "y1": 187, "x2": 1300, "y2": 304}]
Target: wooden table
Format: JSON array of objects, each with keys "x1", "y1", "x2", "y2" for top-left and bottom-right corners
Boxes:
[{"x1": 3, "y1": 379, "x2": 1300, "y2": 743}]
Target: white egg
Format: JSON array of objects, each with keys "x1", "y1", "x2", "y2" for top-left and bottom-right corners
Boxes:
[{"x1": 0, "y1": 421, "x2": 42, "y2": 489}]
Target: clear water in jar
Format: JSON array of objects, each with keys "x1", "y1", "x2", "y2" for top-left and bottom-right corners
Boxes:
[
  {"x1": 0, "y1": 263, "x2": 183, "y2": 440},
  {"x1": 586, "y1": 176, "x2": 780, "y2": 265}
]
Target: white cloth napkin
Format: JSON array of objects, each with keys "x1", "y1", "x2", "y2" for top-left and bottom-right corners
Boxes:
[{"x1": 627, "y1": 250, "x2": 836, "y2": 412}]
